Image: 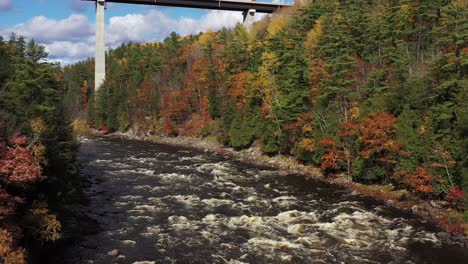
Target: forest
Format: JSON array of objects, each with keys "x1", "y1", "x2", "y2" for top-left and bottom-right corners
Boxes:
[
  {"x1": 64, "y1": 0, "x2": 467, "y2": 211},
  {"x1": 0, "y1": 35, "x2": 81, "y2": 263},
  {"x1": 0, "y1": 0, "x2": 467, "y2": 262}
]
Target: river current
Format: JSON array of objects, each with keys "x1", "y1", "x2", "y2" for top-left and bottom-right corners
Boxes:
[{"x1": 62, "y1": 137, "x2": 467, "y2": 264}]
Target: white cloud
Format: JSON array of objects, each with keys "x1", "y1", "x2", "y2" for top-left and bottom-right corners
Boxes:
[
  {"x1": 44, "y1": 41, "x2": 94, "y2": 60},
  {"x1": 106, "y1": 10, "x2": 243, "y2": 45},
  {"x1": 0, "y1": 8, "x2": 264, "y2": 63},
  {"x1": 1, "y1": 14, "x2": 93, "y2": 44},
  {"x1": 0, "y1": 0, "x2": 13, "y2": 11}
]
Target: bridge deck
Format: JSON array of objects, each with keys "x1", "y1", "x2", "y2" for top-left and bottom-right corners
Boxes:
[{"x1": 83, "y1": 0, "x2": 291, "y2": 13}]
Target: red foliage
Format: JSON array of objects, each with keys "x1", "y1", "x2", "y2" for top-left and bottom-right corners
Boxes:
[
  {"x1": 178, "y1": 96, "x2": 213, "y2": 137},
  {"x1": 162, "y1": 118, "x2": 177, "y2": 136},
  {"x1": 286, "y1": 112, "x2": 314, "y2": 148},
  {"x1": 360, "y1": 112, "x2": 409, "y2": 164},
  {"x1": 0, "y1": 135, "x2": 45, "y2": 186},
  {"x1": 339, "y1": 120, "x2": 358, "y2": 138},
  {"x1": 127, "y1": 79, "x2": 157, "y2": 126},
  {"x1": 318, "y1": 137, "x2": 344, "y2": 172},
  {"x1": 318, "y1": 137, "x2": 337, "y2": 148},
  {"x1": 446, "y1": 221, "x2": 465, "y2": 236},
  {"x1": 0, "y1": 135, "x2": 44, "y2": 221},
  {"x1": 445, "y1": 187, "x2": 464, "y2": 207},
  {"x1": 99, "y1": 125, "x2": 109, "y2": 135},
  {"x1": 395, "y1": 166, "x2": 434, "y2": 195},
  {"x1": 0, "y1": 189, "x2": 23, "y2": 219},
  {"x1": 160, "y1": 89, "x2": 192, "y2": 126}
]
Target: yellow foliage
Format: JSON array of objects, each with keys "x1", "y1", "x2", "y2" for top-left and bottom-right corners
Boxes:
[
  {"x1": 32, "y1": 144, "x2": 47, "y2": 164},
  {"x1": 250, "y1": 17, "x2": 270, "y2": 38},
  {"x1": 198, "y1": 30, "x2": 216, "y2": 47},
  {"x1": 267, "y1": 16, "x2": 286, "y2": 36},
  {"x1": 401, "y1": 4, "x2": 410, "y2": 10},
  {"x1": 350, "y1": 107, "x2": 360, "y2": 120},
  {"x1": 308, "y1": 58, "x2": 329, "y2": 104},
  {"x1": 0, "y1": 229, "x2": 13, "y2": 257},
  {"x1": 71, "y1": 119, "x2": 92, "y2": 137},
  {"x1": 30, "y1": 118, "x2": 47, "y2": 135},
  {"x1": 303, "y1": 124, "x2": 313, "y2": 133},
  {"x1": 300, "y1": 138, "x2": 315, "y2": 152},
  {"x1": 252, "y1": 52, "x2": 281, "y2": 118},
  {"x1": 305, "y1": 17, "x2": 323, "y2": 53},
  {"x1": 4, "y1": 249, "x2": 26, "y2": 264},
  {"x1": 27, "y1": 203, "x2": 62, "y2": 242}
]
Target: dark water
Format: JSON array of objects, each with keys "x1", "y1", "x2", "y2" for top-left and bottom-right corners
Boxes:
[{"x1": 64, "y1": 137, "x2": 467, "y2": 264}]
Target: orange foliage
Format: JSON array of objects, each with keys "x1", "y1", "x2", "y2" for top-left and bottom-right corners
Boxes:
[
  {"x1": 308, "y1": 58, "x2": 329, "y2": 104},
  {"x1": 178, "y1": 95, "x2": 213, "y2": 137},
  {"x1": 285, "y1": 112, "x2": 314, "y2": 147},
  {"x1": 0, "y1": 229, "x2": 13, "y2": 257},
  {"x1": 394, "y1": 166, "x2": 434, "y2": 195},
  {"x1": 227, "y1": 71, "x2": 252, "y2": 106},
  {"x1": 318, "y1": 137, "x2": 344, "y2": 172},
  {"x1": 299, "y1": 138, "x2": 315, "y2": 152},
  {"x1": 0, "y1": 225, "x2": 24, "y2": 263},
  {"x1": 359, "y1": 112, "x2": 408, "y2": 164},
  {"x1": 4, "y1": 249, "x2": 26, "y2": 264},
  {"x1": 339, "y1": 120, "x2": 358, "y2": 138},
  {"x1": 160, "y1": 89, "x2": 192, "y2": 127},
  {"x1": 130, "y1": 79, "x2": 157, "y2": 126},
  {"x1": 162, "y1": 117, "x2": 177, "y2": 136},
  {"x1": 445, "y1": 187, "x2": 464, "y2": 208}
]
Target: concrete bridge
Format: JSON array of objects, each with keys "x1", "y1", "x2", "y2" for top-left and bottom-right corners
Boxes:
[{"x1": 83, "y1": 0, "x2": 292, "y2": 90}]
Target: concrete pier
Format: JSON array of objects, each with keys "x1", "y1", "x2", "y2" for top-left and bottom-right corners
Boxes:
[
  {"x1": 95, "y1": 0, "x2": 106, "y2": 91},
  {"x1": 243, "y1": 9, "x2": 256, "y2": 29},
  {"x1": 89, "y1": 0, "x2": 291, "y2": 90}
]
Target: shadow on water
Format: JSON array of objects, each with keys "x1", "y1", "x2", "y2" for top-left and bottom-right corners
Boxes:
[{"x1": 55, "y1": 137, "x2": 467, "y2": 264}]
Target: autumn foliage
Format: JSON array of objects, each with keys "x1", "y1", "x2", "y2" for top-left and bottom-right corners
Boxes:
[
  {"x1": 0, "y1": 135, "x2": 45, "y2": 186},
  {"x1": 99, "y1": 125, "x2": 110, "y2": 135},
  {"x1": 317, "y1": 137, "x2": 344, "y2": 172},
  {"x1": 445, "y1": 187, "x2": 464, "y2": 208},
  {"x1": 394, "y1": 166, "x2": 434, "y2": 196},
  {"x1": 61, "y1": 0, "x2": 467, "y2": 237},
  {"x1": 0, "y1": 135, "x2": 46, "y2": 262},
  {"x1": 360, "y1": 112, "x2": 408, "y2": 164}
]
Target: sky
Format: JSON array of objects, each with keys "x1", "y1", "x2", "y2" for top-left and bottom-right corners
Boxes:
[{"x1": 0, "y1": 0, "x2": 292, "y2": 65}]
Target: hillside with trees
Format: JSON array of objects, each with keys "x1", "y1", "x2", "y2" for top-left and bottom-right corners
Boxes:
[
  {"x1": 63, "y1": 0, "x2": 467, "y2": 232},
  {"x1": 0, "y1": 35, "x2": 80, "y2": 263}
]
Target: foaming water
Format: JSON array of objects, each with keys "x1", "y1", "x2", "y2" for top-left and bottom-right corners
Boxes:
[{"x1": 61, "y1": 137, "x2": 467, "y2": 264}]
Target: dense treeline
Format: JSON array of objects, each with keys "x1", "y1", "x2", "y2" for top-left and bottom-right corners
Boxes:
[
  {"x1": 64, "y1": 0, "x2": 467, "y2": 226},
  {"x1": 0, "y1": 34, "x2": 79, "y2": 263}
]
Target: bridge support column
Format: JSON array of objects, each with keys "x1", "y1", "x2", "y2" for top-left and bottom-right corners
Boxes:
[
  {"x1": 95, "y1": 0, "x2": 106, "y2": 91},
  {"x1": 243, "y1": 9, "x2": 256, "y2": 30}
]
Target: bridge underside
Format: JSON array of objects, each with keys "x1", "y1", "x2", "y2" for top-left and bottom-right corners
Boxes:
[{"x1": 84, "y1": 0, "x2": 287, "y2": 13}]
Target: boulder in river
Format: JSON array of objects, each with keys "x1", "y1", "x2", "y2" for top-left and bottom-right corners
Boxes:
[{"x1": 107, "y1": 249, "x2": 119, "y2": 257}]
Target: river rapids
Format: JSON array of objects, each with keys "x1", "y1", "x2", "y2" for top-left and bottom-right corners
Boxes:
[{"x1": 61, "y1": 137, "x2": 467, "y2": 264}]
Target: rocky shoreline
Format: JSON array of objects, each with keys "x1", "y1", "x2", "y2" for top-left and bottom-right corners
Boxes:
[{"x1": 103, "y1": 129, "x2": 467, "y2": 247}]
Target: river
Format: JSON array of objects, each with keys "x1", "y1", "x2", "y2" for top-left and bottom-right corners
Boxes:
[{"x1": 61, "y1": 137, "x2": 467, "y2": 264}]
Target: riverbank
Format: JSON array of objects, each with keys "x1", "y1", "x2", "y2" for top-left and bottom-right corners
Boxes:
[{"x1": 105, "y1": 130, "x2": 467, "y2": 245}]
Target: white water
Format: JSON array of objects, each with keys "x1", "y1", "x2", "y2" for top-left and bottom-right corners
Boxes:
[{"x1": 63, "y1": 137, "x2": 466, "y2": 264}]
